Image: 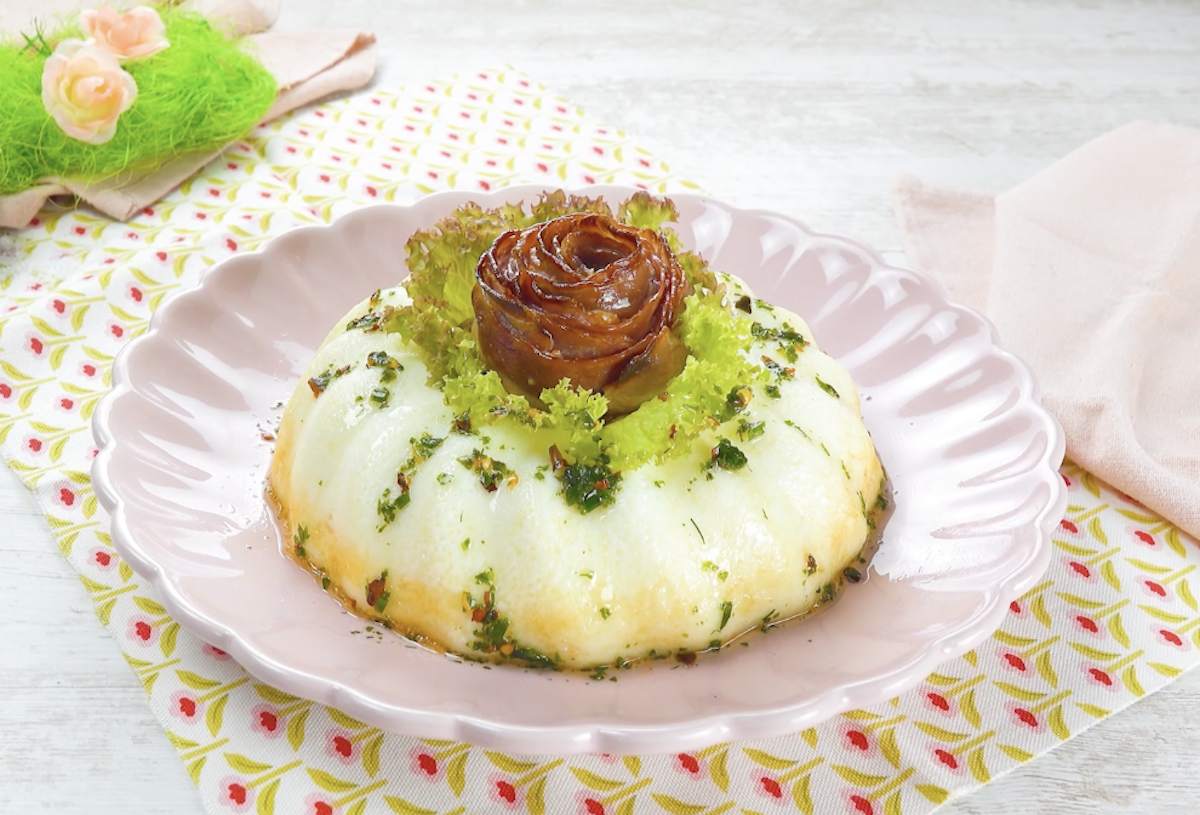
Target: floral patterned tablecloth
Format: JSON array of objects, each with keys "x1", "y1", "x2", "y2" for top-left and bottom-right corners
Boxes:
[{"x1": 2, "y1": 68, "x2": 1198, "y2": 815}]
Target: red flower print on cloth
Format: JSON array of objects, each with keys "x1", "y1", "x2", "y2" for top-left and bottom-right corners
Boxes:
[
  {"x1": 202, "y1": 643, "x2": 232, "y2": 661},
  {"x1": 928, "y1": 742, "x2": 968, "y2": 776},
  {"x1": 50, "y1": 484, "x2": 78, "y2": 510},
  {"x1": 303, "y1": 792, "x2": 340, "y2": 815},
  {"x1": 838, "y1": 722, "x2": 877, "y2": 758},
  {"x1": 1005, "y1": 701, "x2": 1046, "y2": 734},
  {"x1": 90, "y1": 547, "x2": 118, "y2": 571},
  {"x1": 1073, "y1": 614, "x2": 1105, "y2": 638},
  {"x1": 1062, "y1": 556, "x2": 1099, "y2": 584},
  {"x1": 1156, "y1": 625, "x2": 1189, "y2": 651},
  {"x1": 324, "y1": 728, "x2": 358, "y2": 765},
  {"x1": 672, "y1": 752, "x2": 707, "y2": 778},
  {"x1": 125, "y1": 614, "x2": 158, "y2": 647},
  {"x1": 842, "y1": 791, "x2": 876, "y2": 815},
  {"x1": 1139, "y1": 575, "x2": 1173, "y2": 602},
  {"x1": 168, "y1": 690, "x2": 203, "y2": 723},
  {"x1": 1130, "y1": 527, "x2": 1159, "y2": 549},
  {"x1": 250, "y1": 704, "x2": 284, "y2": 739},
  {"x1": 217, "y1": 775, "x2": 253, "y2": 813},
  {"x1": 574, "y1": 790, "x2": 608, "y2": 815},
  {"x1": 53, "y1": 395, "x2": 76, "y2": 415},
  {"x1": 408, "y1": 746, "x2": 445, "y2": 782},
  {"x1": 1080, "y1": 662, "x2": 1120, "y2": 692},
  {"x1": 921, "y1": 687, "x2": 957, "y2": 717},
  {"x1": 487, "y1": 773, "x2": 524, "y2": 810},
  {"x1": 751, "y1": 769, "x2": 787, "y2": 804}
]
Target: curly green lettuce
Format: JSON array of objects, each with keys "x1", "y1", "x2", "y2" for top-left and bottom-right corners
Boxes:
[{"x1": 383, "y1": 190, "x2": 766, "y2": 475}]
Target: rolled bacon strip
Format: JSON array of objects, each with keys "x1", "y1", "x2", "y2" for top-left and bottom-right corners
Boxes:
[{"x1": 472, "y1": 213, "x2": 690, "y2": 416}]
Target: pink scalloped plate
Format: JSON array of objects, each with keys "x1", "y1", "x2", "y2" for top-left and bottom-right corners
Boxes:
[{"x1": 92, "y1": 185, "x2": 1066, "y2": 755}]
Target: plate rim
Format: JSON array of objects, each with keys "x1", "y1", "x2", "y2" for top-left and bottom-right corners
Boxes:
[{"x1": 92, "y1": 184, "x2": 1067, "y2": 754}]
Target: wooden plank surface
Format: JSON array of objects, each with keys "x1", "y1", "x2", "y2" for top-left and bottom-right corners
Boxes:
[{"x1": 2, "y1": 1, "x2": 1199, "y2": 812}]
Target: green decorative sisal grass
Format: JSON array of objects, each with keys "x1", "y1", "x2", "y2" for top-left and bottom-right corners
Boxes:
[{"x1": 0, "y1": 10, "x2": 276, "y2": 196}]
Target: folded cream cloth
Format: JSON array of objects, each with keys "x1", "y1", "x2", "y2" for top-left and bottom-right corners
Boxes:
[
  {"x1": 893, "y1": 121, "x2": 1200, "y2": 540},
  {"x1": 0, "y1": 0, "x2": 376, "y2": 229}
]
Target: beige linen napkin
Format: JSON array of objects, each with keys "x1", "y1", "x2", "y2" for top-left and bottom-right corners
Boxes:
[
  {"x1": 894, "y1": 121, "x2": 1200, "y2": 540},
  {"x1": 0, "y1": 0, "x2": 375, "y2": 228}
]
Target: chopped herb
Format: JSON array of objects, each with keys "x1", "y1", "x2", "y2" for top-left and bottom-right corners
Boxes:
[
  {"x1": 815, "y1": 375, "x2": 840, "y2": 399},
  {"x1": 437, "y1": 472, "x2": 453, "y2": 485},
  {"x1": 876, "y1": 492, "x2": 890, "y2": 511},
  {"x1": 819, "y1": 582, "x2": 836, "y2": 603},
  {"x1": 346, "y1": 311, "x2": 383, "y2": 331},
  {"x1": 579, "y1": 570, "x2": 594, "y2": 579},
  {"x1": 366, "y1": 350, "x2": 404, "y2": 380},
  {"x1": 370, "y1": 386, "x2": 390, "y2": 407},
  {"x1": 411, "y1": 434, "x2": 445, "y2": 462},
  {"x1": 706, "y1": 438, "x2": 748, "y2": 472},
  {"x1": 844, "y1": 566, "x2": 863, "y2": 583},
  {"x1": 725, "y1": 385, "x2": 753, "y2": 414},
  {"x1": 820, "y1": 442, "x2": 830, "y2": 457},
  {"x1": 368, "y1": 289, "x2": 382, "y2": 308},
  {"x1": 751, "y1": 320, "x2": 809, "y2": 349},
  {"x1": 600, "y1": 607, "x2": 612, "y2": 620},
  {"x1": 737, "y1": 419, "x2": 765, "y2": 441},
  {"x1": 841, "y1": 460, "x2": 851, "y2": 480},
  {"x1": 760, "y1": 608, "x2": 779, "y2": 632},
  {"x1": 373, "y1": 591, "x2": 391, "y2": 613},
  {"x1": 764, "y1": 383, "x2": 781, "y2": 399},
  {"x1": 708, "y1": 639, "x2": 722, "y2": 650},
  {"x1": 654, "y1": 480, "x2": 665, "y2": 487},
  {"x1": 719, "y1": 600, "x2": 733, "y2": 630},
  {"x1": 376, "y1": 488, "x2": 411, "y2": 531},
  {"x1": 760, "y1": 355, "x2": 795, "y2": 381},
  {"x1": 293, "y1": 525, "x2": 309, "y2": 558},
  {"x1": 321, "y1": 576, "x2": 330, "y2": 590},
  {"x1": 859, "y1": 490, "x2": 877, "y2": 529},
  {"x1": 453, "y1": 412, "x2": 472, "y2": 434},
  {"x1": 701, "y1": 561, "x2": 719, "y2": 572},
  {"x1": 735, "y1": 294, "x2": 753, "y2": 313},
  {"x1": 307, "y1": 363, "x2": 353, "y2": 397},
  {"x1": 589, "y1": 664, "x2": 609, "y2": 681},
  {"x1": 717, "y1": 570, "x2": 729, "y2": 582},
  {"x1": 784, "y1": 420, "x2": 812, "y2": 440},
  {"x1": 365, "y1": 570, "x2": 388, "y2": 608},
  {"x1": 458, "y1": 449, "x2": 514, "y2": 492},
  {"x1": 461, "y1": 538, "x2": 470, "y2": 551},
  {"x1": 465, "y1": 569, "x2": 555, "y2": 668},
  {"x1": 559, "y1": 458, "x2": 620, "y2": 514}
]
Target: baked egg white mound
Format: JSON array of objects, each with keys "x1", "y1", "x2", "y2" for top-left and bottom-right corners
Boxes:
[{"x1": 269, "y1": 275, "x2": 884, "y2": 671}]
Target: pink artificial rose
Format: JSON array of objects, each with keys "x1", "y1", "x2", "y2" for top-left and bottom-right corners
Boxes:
[
  {"x1": 41, "y1": 39, "x2": 137, "y2": 145},
  {"x1": 80, "y1": 4, "x2": 170, "y2": 61}
]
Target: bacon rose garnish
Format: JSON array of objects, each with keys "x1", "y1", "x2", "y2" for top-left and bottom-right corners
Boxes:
[{"x1": 472, "y1": 213, "x2": 691, "y2": 416}]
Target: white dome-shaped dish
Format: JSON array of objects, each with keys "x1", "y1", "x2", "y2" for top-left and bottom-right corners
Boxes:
[{"x1": 93, "y1": 185, "x2": 1065, "y2": 755}]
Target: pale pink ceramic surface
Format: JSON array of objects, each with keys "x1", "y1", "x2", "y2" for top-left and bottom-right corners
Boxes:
[{"x1": 92, "y1": 186, "x2": 1066, "y2": 755}]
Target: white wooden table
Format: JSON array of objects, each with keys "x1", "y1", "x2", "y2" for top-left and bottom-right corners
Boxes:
[{"x1": 3, "y1": 1, "x2": 1199, "y2": 812}]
